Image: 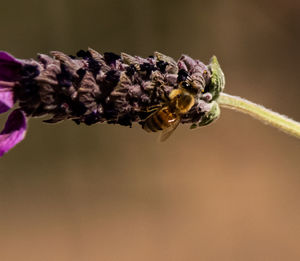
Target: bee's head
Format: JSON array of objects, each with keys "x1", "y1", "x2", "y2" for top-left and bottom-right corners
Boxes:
[
  {"x1": 180, "y1": 80, "x2": 194, "y2": 91},
  {"x1": 177, "y1": 69, "x2": 204, "y2": 95}
]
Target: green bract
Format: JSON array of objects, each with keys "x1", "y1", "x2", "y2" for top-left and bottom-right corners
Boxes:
[
  {"x1": 198, "y1": 101, "x2": 220, "y2": 127},
  {"x1": 207, "y1": 56, "x2": 225, "y2": 100},
  {"x1": 191, "y1": 56, "x2": 224, "y2": 129}
]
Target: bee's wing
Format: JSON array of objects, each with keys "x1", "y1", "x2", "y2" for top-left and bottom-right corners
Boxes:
[{"x1": 159, "y1": 117, "x2": 181, "y2": 142}]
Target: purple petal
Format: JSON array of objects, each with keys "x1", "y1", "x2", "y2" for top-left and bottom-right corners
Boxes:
[
  {"x1": 0, "y1": 52, "x2": 22, "y2": 113},
  {"x1": 0, "y1": 83, "x2": 15, "y2": 113},
  {"x1": 0, "y1": 109, "x2": 27, "y2": 157},
  {"x1": 179, "y1": 55, "x2": 197, "y2": 71},
  {"x1": 0, "y1": 51, "x2": 22, "y2": 81}
]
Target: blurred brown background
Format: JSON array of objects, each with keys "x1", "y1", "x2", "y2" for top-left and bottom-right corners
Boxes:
[{"x1": 1, "y1": 0, "x2": 300, "y2": 260}]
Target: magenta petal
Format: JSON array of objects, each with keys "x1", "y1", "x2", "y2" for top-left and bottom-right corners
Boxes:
[
  {"x1": 0, "y1": 85, "x2": 14, "y2": 113},
  {"x1": 0, "y1": 51, "x2": 22, "y2": 81},
  {"x1": 0, "y1": 52, "x2": 19, "y2": 63},
  {"x1": 0, "y1": 51, "x2": 21, "y2": 113},
  {"x1": 0, "y1": 109, "x2": 27, "y2": 157}
]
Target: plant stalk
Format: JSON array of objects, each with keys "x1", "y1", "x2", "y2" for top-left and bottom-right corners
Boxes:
[{"x1": 217, "y1": 93, "x2": 300, "y2": 139}]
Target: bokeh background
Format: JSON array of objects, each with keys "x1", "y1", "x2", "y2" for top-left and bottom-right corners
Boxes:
[{"x1": 1, "y1": 0, "x2": 300, "y2": 260}]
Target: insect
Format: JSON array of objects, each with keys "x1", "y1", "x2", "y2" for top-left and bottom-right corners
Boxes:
[{"x1": 142, "y1": 77, "x2": 202, "y2": 141}]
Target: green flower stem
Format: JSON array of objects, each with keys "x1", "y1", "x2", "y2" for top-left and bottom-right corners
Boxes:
[{"x1": 217, "y1": 93, "x2": 300, "y2": 139}]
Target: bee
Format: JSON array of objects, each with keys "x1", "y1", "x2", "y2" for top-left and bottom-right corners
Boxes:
[{"x1": 142, "y1": 77, "x2": 202, "y2": 141}]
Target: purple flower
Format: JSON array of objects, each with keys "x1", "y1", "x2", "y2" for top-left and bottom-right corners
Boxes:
[
  {"x1": 0, "y1": 49, "x2": 222, "y2": 157},
  {"x1": 0, "y1": 51, "x2": 26, "y2": 156}
]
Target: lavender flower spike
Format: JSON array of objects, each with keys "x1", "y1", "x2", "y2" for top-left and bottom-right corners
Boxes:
[
  {"x1": 0, "y1": 49, "x2": 223, "y2": 156},
  {"x1": 0, "y1": 48, "x2": 298, "y2": 156}
]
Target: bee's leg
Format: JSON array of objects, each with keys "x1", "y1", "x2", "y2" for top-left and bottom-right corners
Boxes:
[
  {"x1": 161, "y1": 89, "x2": 170, "y2": 102},
  {"x1": 146, "y1": 104, "x2": 162, "y2": 112},
  {"x1": 139, "y1": 104, "x2": 162, "y2": 113}
]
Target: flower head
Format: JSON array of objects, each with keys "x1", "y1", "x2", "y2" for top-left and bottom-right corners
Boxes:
[{"x1": 0, "y1": 49, "x2": 224, "y2": 156}]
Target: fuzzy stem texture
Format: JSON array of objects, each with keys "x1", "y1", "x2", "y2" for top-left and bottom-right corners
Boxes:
[{"x1": 218, "y1": 93, "x2": 300, "y2": 139}]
